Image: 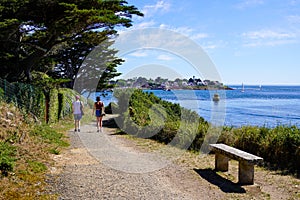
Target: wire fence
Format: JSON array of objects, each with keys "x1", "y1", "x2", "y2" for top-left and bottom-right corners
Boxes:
[{"x1": 0, "y1": 78, "x2": 46, "y2": 121}]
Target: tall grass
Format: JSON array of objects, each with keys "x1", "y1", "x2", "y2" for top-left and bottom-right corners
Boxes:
[{"x1": 218, "y1": 125, "x2": 300, "y2": 175}]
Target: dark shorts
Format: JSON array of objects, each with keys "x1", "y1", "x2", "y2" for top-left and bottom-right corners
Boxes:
[
  {"x1": 95, "y1": 110, "x2": 102, "y2": 117},
  {"x1": 74, "y1": 114, "x2": 82, "y2": 120}
]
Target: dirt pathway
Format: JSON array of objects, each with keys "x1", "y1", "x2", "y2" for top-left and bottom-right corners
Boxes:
[{"x1": 47, "y1": 115, "x2": 299, "y2": 200}]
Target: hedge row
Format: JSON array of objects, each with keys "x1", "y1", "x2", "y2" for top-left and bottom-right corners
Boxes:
[
  {"x1": 48, "y1": 88, "x2": 80, "y2": 123},
  {"x1": 0, "y1": 78, "x2": 78, "y2": 123},
  {"x1": 0, "y1": 79, "x2": 45, "y2": 121}
]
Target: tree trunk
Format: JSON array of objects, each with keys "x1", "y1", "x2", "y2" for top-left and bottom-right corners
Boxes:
[{"x1": 22, "y1": 50, "x2": 46, "y2": 82}]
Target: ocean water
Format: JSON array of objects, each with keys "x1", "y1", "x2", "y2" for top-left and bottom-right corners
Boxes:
[{"x1": 94, "y1": 85, "x2": 300, "y2": 128}]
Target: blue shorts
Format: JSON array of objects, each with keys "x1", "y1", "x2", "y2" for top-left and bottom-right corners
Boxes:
[
  {"x1": 74, "y1": 114, "x2": 82, "y2": 120},
  {"x1": 95, "y1": 110, "x2": 102, "y2": 117}
]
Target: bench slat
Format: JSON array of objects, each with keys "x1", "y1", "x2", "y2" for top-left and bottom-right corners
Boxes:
[{"x1": 210, "y1": 143, "x2": 263, "y2": 163}]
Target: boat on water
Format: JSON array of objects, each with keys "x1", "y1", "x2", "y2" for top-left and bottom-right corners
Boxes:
[
  {"x1": 241, "y1": 83, "x2": 245, "y2": 93},
  {"x1": 213, "y1": 93, "x2": 220, "y2": 102}
]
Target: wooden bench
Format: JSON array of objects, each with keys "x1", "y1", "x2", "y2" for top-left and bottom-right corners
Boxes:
[{"x1": 209, "y1": 143, "x2": 263, "y2": 185}]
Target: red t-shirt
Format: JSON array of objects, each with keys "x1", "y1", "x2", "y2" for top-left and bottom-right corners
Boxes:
[{"x1": 95, "y1": 101, "x2": 103, "y2": 110}]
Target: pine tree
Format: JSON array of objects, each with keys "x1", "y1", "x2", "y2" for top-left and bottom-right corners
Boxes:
[{"x1": 0, "y1": 0, "x2": 143, "y2": 86}]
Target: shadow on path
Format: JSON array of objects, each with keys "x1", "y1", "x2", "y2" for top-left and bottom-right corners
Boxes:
[
  {"x1": 102, "y1": 118, "x2": 118, "y2": 128},
  {"x1": 194, "y1": 168, "x2": 246, "y2": 193}
]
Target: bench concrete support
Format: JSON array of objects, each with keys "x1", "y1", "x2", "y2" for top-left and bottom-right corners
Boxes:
[
  {"x1": 209, "y1": 143, "x2": 263, "y2": 185},
  {"x1": 239, "y1": 161, "x2": 254, "y2": 185},
  {"x1": 215, "y1": 153, "x2": 229, "y2": 171}
]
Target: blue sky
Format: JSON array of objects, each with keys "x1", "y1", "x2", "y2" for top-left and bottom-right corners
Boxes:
[{"x1": 116, "y1": 0, "x2": 300, "y2": 85}]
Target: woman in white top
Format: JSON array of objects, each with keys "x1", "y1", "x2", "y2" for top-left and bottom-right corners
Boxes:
[{"x1": 72, "y1": 95, "x2": 83, "y2": 132}]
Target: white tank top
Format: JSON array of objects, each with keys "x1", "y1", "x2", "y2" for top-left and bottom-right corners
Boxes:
[{"x1": 73, "y1": 100, "x2": 81, "y2": 114}]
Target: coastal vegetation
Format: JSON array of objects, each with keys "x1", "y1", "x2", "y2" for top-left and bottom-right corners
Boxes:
[{"x1": 113, "y1": 89, "x2": 300, "y2": 177}]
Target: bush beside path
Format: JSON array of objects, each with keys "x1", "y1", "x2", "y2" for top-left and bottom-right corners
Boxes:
[{"x1": 47, "y1": 115, "x2": 300, "y2": 200}]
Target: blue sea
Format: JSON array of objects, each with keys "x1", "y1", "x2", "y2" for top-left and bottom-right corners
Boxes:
[{"x1": 94, "y1": 85, "x2": 300, "y2": 128}]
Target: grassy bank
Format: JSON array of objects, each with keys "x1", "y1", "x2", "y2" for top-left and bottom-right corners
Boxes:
[
  {"x1": 113, "y1": 89, "x2": 300, "y2": 177},
  {"x1": 0, "y1": 100, "x2": 93, "y2": 199}
]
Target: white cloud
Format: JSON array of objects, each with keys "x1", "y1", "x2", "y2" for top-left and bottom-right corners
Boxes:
[
  {"x1": 287, "y1": 15, "x2": 300, "y2": 24},
  {"x1": 129, "y1": 51, "x2": 148, "y2": 57},
  {"x1": 242, "y1": 29, "x2": 298, "y2": 47},
  {"x1": 156, "y1": 24, "x2": 223, "y2": 52},
  {"x1": 234, "y1": 0, "x2": 264, "y2": 9},
  {"x1": 202, "y1": 44, "x2": 218, "y2": 50},
  {"x1": 157, "y1": 54, "x2": 174, "y2": 61},
  {"x1": 159, "y1": 24, "x2": 168, "y2": 29},
  {"x1": 173, "y1": 26, "x2": 194, "y2": 36},
  {"x1": 243, "y1": 39, "x2": 298, "y2": 47},
  {"x1": 242, "y1": 30, "x2": 295, "y2": 39},
  {"x1": 200, "y1": 40, "x2": 228, "y2": 51},
  {"x1": 158, "y1": 24, "x2": 210, "y2": 40},
  {"x1": 142, "y1": 1, "x2": 171, "y2": 17},
  {"x1": 134, "y1": 20, "x2": 157, "y2": 29},
  {"x1": 158, "y1": 24, "x2": 193, "y2": 36},
  {"x1": 191, "y1": 33, "x2": 209, "y2": 40}
]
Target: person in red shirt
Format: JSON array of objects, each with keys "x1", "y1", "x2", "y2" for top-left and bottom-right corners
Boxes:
[{"x1": 92, "y1": 96, "x2": 105, "y2": 132}]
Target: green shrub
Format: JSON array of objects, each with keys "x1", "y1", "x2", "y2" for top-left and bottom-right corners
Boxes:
[
  {"x1": 219, "y1": 125, "x2": 300, "y2": 175},
  {"x1": 58, "y1": 88, "x2": 77, "y2": 120},
  {"x1": 114, "y1": 89, "x2": 207, "y2": 148},
  {"x1": 0, "y1": 142, "x2": 17, "y2": 176},
  {"x1": 0, "y1": 80, "x2": 46, "y2": 122},
  {"x1": 264, "y1": 125, "x2": 300, "y2": 172},
  {"x1": 48, "y1": 89, "x2": 59, "y2": 123},
  {"x1": 232, "y1": 126, "x2": 265, "y2": 155}
]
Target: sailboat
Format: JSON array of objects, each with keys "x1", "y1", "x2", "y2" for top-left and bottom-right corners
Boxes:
[{"x1": 241, "y1": 83, "x2": 245, "y2": 93}]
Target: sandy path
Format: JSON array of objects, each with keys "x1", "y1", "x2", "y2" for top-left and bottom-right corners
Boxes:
[
  {"x1": 46, "y1": 115, "x2": 299, "y2": 200},
  {"x1": 46, "y1": 116, "x2": 221, "y2": 199}
]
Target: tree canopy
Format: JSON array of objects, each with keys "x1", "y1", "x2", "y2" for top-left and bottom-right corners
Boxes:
[{"x1": 0, "y1": 0, "x2": 143, "y2": 89}]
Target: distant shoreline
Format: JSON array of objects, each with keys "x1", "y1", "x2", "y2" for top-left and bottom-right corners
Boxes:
[{"x1": 141, "y1": 86, "x2": 234, "y2": 91}]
